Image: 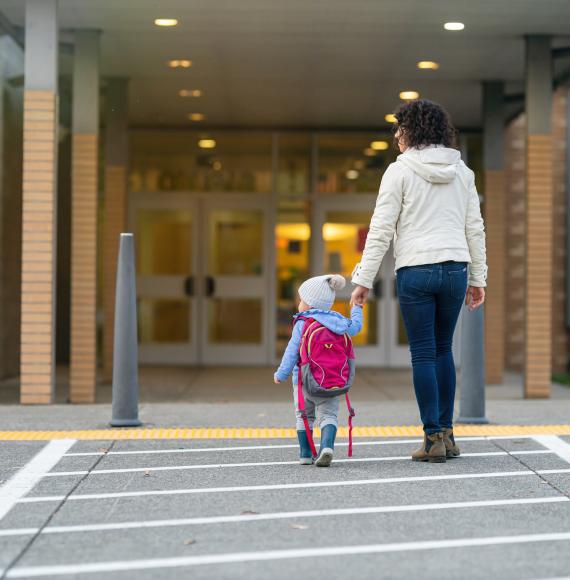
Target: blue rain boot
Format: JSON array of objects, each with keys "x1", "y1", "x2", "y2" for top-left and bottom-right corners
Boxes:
[
  {"x1": 297, "y1": 430, "x2": 313, "y2": 465},
  {"x1": 316, "y1": 425, "x2": 337, "y2": 467}
]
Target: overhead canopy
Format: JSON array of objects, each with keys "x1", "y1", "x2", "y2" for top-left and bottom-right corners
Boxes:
[{"x1": 1, "y1": 0, "x2": 570, "y2": 129}]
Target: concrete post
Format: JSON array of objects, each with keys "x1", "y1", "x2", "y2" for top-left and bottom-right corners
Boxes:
[
  {"x1": 524, "y1": 36, "x2": 553, "y2": 398},
  {"x1": 482, "y1": 81, "x2": 506, "y2": 385},
  {"x1": 111, "y1": 233, "x2": 141, "y2": 427},
  {"x1": 103, "y1": 78, "x2": 129, "y2": 381},
  {"x1": 70, "y1": 29, "x2": 100, "y2": 403},
  {"x1": 20, "y1": 0, "x2": 59, "y2": 404},
  {"x1": 459, "y1": 304, "x2": 488, "y2": 423}
]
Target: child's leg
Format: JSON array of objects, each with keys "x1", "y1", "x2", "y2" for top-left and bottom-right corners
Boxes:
[
  {"x1": 315, "y1": 396, "x2": 340, "y2": 467},
  {"x1": 293, "y1": 382, "x2": 316, "y2": 463}
]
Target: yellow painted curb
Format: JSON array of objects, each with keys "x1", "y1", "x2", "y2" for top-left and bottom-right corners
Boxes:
[{"x1": 1, "y1": 425, "x2": 570, "y2": 441}]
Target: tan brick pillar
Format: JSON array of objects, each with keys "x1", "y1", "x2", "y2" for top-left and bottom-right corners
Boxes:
[
  {"x1": 69, "y1": 31, "x2": 100, "y2": 403},
  {"x1": 102, "y1": 79, "x2": 129, "y2": 380},
  {"x1": 524, "y1": 36, "x2": 553, "y2": 398},
  {"x1": 20, "y1": 0, "x2": 58, "y2": 404},
  {"x1": 484, "y1": 170, "x2": 506, "y2": 384}
]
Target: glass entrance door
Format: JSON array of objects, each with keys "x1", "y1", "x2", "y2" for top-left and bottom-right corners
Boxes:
[
  {"x1": 131, "y1": 194, "x2": 199, "y2": 365},
  {"x1": 200, "y1": 197, "x2": 271, "y2": 364},
  {"x1": 313, "y1": 197, "x2": 410, "y2": 367},
  {"x1": 130, "y1": 193, "x2": 271, "y2": 365}
]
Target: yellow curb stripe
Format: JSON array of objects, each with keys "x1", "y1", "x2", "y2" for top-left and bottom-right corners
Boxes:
[{"x1": 1, "y1": 425, "x2": 570, "y2": 441}]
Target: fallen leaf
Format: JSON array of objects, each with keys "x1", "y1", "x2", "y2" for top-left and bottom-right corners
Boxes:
[
  {"x1": 144, "y1": 470, "x2": 151, "y2": 477},
  {"x1": 241, "y1": 510, "x2": 259, "y2": 515},
  {"x1": 290, "y1": 524, "x2": 308, "y2": 530},
  {"x1": 184, "y1": 539, "x2": 196, "y2": 545},
  {"x1": 99, "y1": 448, "x2": 109, "y2": 454}
]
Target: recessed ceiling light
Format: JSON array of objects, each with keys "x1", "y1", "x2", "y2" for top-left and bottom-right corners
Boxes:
[
  {"x1": 385, "y1": 114, "x2": 397, "y2": 123},
  {"x1": 346, "y1": 170, "x2": 359, "y2": 180},
  {"x1": 364, "y1": 148, "x2": 376, "y2": 157},
  {"x1": 444, "y1": 22, "x2": 465, "y2": 31},
  {"x1": 399, "y1": 91, "x2": 420, "y2": 101},
  {"x1": 168, "y1": 59, "x2": 192, "y2": 68},
  {"x1": 198, "y1": 139, "x2": 216, "y2": 149},
  {"x1": 179, "y1": 89, "x2": 202, "y2": 98},
  {"x1": 188, "y1": 113, "x2": 205, "y2": 121},
  {"x1": 155, "y1": 18, "x2": 178, "y2": 27},
  {"x1": 370, "y1": 141, "x2": 389, "y2": 151},
  {"x1": 417, "y1": 61, "x2": 439, "y2": 70},
  {"x1": 212, "y1": 160, "x2": 222, "y2": 171}
]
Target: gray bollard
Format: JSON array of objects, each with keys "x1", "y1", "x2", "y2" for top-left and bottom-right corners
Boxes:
[
  {"x1": 458, "y1": 302, "x2": 489, "y2": 424},
  {"x1": 110, "y1": 233, "x2": 142, "y2": 427}
]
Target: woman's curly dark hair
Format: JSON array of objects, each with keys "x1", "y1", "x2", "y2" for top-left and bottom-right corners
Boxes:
[{"x1": 392, "y1": 99, "x2": 457, "y2": 149}]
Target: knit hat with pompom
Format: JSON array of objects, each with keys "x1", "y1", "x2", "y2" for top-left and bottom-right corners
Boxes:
[{"x1": 298, "y1": 274, "x2": 346, "y2": 310}]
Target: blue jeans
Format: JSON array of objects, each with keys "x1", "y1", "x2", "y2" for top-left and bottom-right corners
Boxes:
[{"x1": 396, "y1": 261, "x2": 468, "y2": 435}]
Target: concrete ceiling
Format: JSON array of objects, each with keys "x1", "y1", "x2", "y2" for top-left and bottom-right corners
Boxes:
[{"x1": 1, "y1": 0, "x2": 570, "y2": 130}]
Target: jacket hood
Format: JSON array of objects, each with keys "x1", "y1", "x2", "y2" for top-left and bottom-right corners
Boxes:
[
  {"x1": 398, "y1": 146, "x2": 461, "y2": 184},
  {"x1": 294, "y1": 309, "x2": 353, "y2": 334}
]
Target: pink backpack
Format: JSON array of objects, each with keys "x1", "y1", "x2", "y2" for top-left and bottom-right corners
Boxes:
[{"x1": 296, "y1": 316, "x2": 356, "y2": 458}]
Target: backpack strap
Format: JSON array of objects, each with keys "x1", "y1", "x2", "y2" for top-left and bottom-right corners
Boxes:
[
  {"x1": 297, "y1": 366, "x2": 318, "y2": 458},
  {"x1": 345, "y1": 393, "x2": 356, "y2": 457}
]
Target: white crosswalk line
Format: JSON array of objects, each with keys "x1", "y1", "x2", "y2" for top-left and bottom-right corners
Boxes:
[
  {"x1": 0, "y1": 496, "x2": 566, "y2": 538},
  {"x1": 0, "y1": 439, "x2": 75, "y2": 522},
  {"x1": 18, "y1": 468, "x2": 570, "y2": 504},
  {"x1": 43, "y1": 450, "x2": 554, "y2": 478},
  {"x1": 533, "y1": 436, "x2": 570, "y2": 464},
  {"x1": 6, "y1": 531, "x2": 570, "y2": 577}
]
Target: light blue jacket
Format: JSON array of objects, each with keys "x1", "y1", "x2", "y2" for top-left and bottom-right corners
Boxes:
[{"x1": 274, "y1": 306, "x2": 363, "y2": 384}]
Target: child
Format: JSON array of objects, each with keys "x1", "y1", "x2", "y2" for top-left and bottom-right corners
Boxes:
[{"x1": 274, "y1": 274, "x2": 363, "y2": 467}]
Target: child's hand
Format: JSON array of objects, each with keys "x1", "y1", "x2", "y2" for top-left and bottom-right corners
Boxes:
[{"x1": 274, "y1": 376, "x2": 281, "y2": 384}]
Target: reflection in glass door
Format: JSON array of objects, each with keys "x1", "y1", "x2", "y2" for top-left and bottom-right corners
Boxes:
[
  {"x1": 313, "y1": 197, "x2": 410, "y2": 367},
  {"x1": 132, "y1": 195, "x2": 198, "y2": 364},
  {"x1": 201, "y1": 197, "x2": 270, "y2": 365}
]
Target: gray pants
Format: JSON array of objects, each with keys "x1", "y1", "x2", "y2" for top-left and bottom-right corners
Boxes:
[{"x1": 293, "y1": 381, "x2": 340, "y2": 431}]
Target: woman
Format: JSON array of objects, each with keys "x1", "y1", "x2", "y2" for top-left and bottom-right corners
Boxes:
[{"x1": 351, "y1": 99, "x2": 487, "y2": 463}]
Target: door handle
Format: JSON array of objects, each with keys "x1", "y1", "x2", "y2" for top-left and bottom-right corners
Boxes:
[
  {"x1": 373, "y1": 279, "x2": 382, "y2": 299},
  {"x1": 206, "y1": 276, "x2": 216, "y2": 297},
  {"x1": 184, "y1": 276, "x2": 194, "y2": 297}
]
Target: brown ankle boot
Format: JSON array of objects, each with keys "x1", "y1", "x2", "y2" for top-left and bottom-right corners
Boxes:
[
  {"x1": 412, "y1": 432, "x2": 446, "y2": 463},
  {"x1": 442, "y1": 428, "x2": 460, "y2": 458}
]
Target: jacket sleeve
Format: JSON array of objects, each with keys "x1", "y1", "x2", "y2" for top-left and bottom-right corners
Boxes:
[
  {"x1": 351, "y1": 163, "x2": 404, "y2": 289},
  {"x1": 274, "y1": 321, "x2": 304, "y2": 382},
  {"x1": 347, "y1": 305, "x2": 363, "y2": 337},
  {"x1": 465, "y1": 171, "x2": 488, "y2": 287}
]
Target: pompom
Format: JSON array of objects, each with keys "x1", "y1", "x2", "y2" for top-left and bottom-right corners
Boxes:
[{"x1": 328, "y1": 274, "x2": 346, "y2": 291}]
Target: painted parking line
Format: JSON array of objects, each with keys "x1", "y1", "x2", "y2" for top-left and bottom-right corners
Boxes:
[
  {"x1": 0, "y1": 439, "x2": 76, "y2": 522},
  {"x1": 2, "y1": 425, "x2": 570, "y2": 441},
  {"x1": 0, "y1": 496, "x2": 566, "y2": 538},
  {"x1": 18, "y1": 468, "x2": 570, "y2": 504},
  {"x1": 44, "y1": 450, "x2": 555, "y2": 478},
  {"x1": 5, "y1": 531, "x2": 570, "y2": 577},
  {"x1": 533, "y1": 436, "x2": 570, "y2": 464}
]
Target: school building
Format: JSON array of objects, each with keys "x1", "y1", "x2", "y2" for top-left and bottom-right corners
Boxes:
[{"x1": 0, "y1": 1, "x2": 568, "y2": 404}]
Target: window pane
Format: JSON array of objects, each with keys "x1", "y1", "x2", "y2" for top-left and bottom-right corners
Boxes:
[
  {"x1": 130, "y1": 131, "x2": 272, "y2": 193},
  {"x1": 139, "y1": 299, "x2": 190, "y2": 343},
  {"x1": 137, "y1": 210, "x2": 192, "y2": 275},
  {"x1": 335, "y1": 300, "x2": 378, "y2": 346},
  {"x1": 317, "y1": 134, "x2": 397, "y2": 193},
  {"x1": 208, "y1": 210, "x2": 264, "y2": 276},
  {"x1": 276, "y1": 134, "x2": 311, "y2": 195},
  {"x1": 209, "y1": 299, "x2": 262, "y2": 343}
]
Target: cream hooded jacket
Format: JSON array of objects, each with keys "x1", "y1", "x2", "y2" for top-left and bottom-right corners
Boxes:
[{"x1": 351, "y1": 145, "x2": 487, "y2": 289}]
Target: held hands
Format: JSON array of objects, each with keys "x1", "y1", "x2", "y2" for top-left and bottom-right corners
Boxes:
[
  {"x1": 350, "y1": 285, "x2": 369, "y2": 307},
  {"x1": 465, "y1": 286, "x2": 485, "y2": 311}
]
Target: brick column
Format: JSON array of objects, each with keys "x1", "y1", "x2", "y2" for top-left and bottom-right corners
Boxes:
[
  {"x1": 524, "y1": 36, "x2": 553, "y2": 398},
  {"x1": 69, "y1": 30, "x2": 100, "y2": 403},
  {"x1": 102, "y1": 79, "x2": 129, "y2": 380},
  {"x1": 20, "y1": 0, "x2": 58, "y2": 404},
  {"x1": 482, "y1": 82, "x2": 506, "y2": 385}
]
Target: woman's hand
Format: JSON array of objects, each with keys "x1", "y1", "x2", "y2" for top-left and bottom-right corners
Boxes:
[
  {"x1": 350, "y1": 285, "x2": 370, "y2": 307},
  {"x1": 465, "y1": 286, "x2": 485, "y2": 311}
]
